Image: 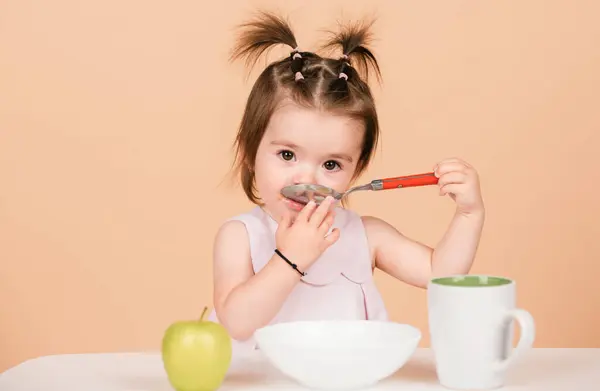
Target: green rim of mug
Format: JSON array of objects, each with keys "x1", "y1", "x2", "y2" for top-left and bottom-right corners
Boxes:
[{"x1": 431, "y1": 275, "x2": 512, "y2": 287}]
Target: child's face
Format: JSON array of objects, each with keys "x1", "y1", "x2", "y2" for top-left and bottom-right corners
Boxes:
[{"x1": 254, "y1": 101, "x2": 364, "y2": 220}]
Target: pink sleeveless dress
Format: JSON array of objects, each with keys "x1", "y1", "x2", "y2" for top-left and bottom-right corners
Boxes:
[{"x1": 208, "y1": 205, "x2": 389, "y2": 354}]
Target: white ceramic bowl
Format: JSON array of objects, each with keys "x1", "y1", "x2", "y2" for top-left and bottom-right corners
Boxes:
[{"x1": 254, "y1": 320, "x2": 421, "y2": 390}]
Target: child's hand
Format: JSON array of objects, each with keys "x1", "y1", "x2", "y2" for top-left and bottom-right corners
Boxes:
[
  {"x1": 275, "y1": 197, "x2": 340, "y2": 270},
  {"x1": 434, "y1": 158, "x2": 484, "y2": 216}
]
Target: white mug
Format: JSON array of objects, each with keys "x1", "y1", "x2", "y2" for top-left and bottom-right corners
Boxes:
[{"x1": 427, "y1": 275, "x2": 535, "y2": 390}]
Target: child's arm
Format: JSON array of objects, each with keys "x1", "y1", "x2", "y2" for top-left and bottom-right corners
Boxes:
[
  {"x1": 363, "y1": 158, "x2": 485, "y2": 289},
  {"x1": 212, "y1": 198, "x2": 339, "y2": 341},
  {"x1": 212, "y1": 220, "x2": 303, "y2": 341}
]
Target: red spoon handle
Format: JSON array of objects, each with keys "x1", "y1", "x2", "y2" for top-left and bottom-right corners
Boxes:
[{"x1": 375, "y1": 172, "x2": 439, "y2": 190}]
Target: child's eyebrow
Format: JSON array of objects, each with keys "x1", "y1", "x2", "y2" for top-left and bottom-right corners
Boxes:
[
  {"x1": 270, "y1": 140, "x2": 300, "y2": 150},
  {"x1": 329, "y1": 153, "x2": 353, "y2": 163}
]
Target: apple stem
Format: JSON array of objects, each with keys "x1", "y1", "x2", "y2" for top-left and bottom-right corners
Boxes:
[{"x1": 199, "y1": 306, "x2": 208, "y2": 321}]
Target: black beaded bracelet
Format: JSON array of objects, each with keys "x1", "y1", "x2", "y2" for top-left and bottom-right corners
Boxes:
[{"x1": 274, "y1": 249, "x2": 306, "y2": 276}]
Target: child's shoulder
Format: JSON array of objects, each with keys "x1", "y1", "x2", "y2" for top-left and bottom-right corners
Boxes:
[
  {"x1": 213, "y1": 208, "x2": 262, "y2": 265},
  {"x1": 213, "y1": 206, "x2": 269, "y2": 243},
  {"x1": 359, "y1": 214, "x2": 392, "y2": 230},
  {"x1": 358, "y1": 213, "x2": 405, "y2": 247},
  {"x1": 215, "y1": 206, "x2": 258, "y2": 233},
  {"x1": 339, "y1": 207, "x2": 391, "y2": 231},
  {"x1": 213, "y1": 217, "x2": 249, "y2": 255},
  {"x1": 337, "y1": 207, "x2": 400, "y2": 240}
]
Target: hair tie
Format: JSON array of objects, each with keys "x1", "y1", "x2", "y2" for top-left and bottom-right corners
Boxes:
[
  {"x1": 338, "y1": 54, "x2": 350, "y2": 81},
  {"x1": 291, "y1": 47, "x2": 304, "y2": 82}
]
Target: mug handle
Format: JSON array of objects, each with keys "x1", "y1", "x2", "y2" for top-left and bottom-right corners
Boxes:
[{"x1": 493, "y1": 308, "x2": 535, "y2": 372}]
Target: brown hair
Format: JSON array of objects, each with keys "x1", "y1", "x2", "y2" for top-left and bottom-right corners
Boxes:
[{"x1": 230, "y1": 11, "x2": 382, "y2": 204}]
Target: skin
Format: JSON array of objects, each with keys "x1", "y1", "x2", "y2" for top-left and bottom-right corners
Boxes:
[{"x1": 213, "y1": 100, "x2": 485, "y2": 341}]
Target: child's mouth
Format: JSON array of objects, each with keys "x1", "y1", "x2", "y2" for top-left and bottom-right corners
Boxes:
[{"x1": 283, "y1": 197, "x2": 306, "y2": 211}]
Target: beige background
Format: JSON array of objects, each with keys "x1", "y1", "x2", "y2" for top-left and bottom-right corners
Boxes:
[{"x1": 1, "y1": 0, "x2": 599, "y2": 373}]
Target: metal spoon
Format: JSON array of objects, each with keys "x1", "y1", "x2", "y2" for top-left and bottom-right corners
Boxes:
[{"x1": 281, "y1": 172, "x2": 439, "y2": 205}]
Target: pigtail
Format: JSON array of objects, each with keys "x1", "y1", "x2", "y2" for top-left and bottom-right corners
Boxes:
[
  {"x1": 321, "y1": 18, "x2": 381, "y2": 98},
  {"x1": 230, "y1": 11, "x2": 306, "y2": 84}
]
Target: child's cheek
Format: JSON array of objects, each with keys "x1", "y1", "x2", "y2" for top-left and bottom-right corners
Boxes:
[{"x1": 318, "y1": 172, "x2": 347, "y2": 192}]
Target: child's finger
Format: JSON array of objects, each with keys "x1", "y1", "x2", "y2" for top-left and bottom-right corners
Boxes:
[
  {"x1": 297, "y1": 200, "x2": 317, "y2": 222},
  {"x1": 438, "y1": 171, "x2": 467, "y2": 186},
  {"x1": 278, "y1": 208, "x2": 292, "y2": 229},
  {"x1": 434, "y1": 161, "x2": 469, "y2": 177},
  {"x1": 309, "y1": 196, "x2": 334, "y2": 226},
  {"x1": 318, "y1": 212, "x2": 335, "y2": 235},
  {"x1": 322, "y1": 228, "x2": 341, "y2": 249},
  {"x1": 434, "y1": 157, "x2": 471, "y2": 169},
  {"x1": 439, "y1": 183, "x2": 462, "y2": 196}
]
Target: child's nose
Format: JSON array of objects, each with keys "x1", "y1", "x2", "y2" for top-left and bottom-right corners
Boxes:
[{"x1": 292, "y1": 167, "x2": 317, "y2": 185}]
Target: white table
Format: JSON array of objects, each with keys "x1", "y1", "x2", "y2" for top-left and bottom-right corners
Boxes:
[{"x1": 1, "y1": 348, "x2": 598, "y2": 390}]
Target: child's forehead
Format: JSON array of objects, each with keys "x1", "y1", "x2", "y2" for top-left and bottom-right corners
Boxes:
[
  {"x1": 265, "y1": 104, "x2": 364, "y2": 151},
  {"x1": 269, "y1": 102, "x2": 355, "y2": 128}
]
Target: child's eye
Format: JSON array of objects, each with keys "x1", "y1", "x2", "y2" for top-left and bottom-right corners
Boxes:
[
  {"x1": 323, "y1": 160, "x2": 341, "y2": 171},
  {"x1": 279, "y1": 150, "x2": 295, "y2": 161}
]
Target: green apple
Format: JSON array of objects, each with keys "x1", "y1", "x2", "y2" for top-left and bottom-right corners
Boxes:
[{"x1": 161, "y1": 306, "x2": 232, "y2": 391}]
